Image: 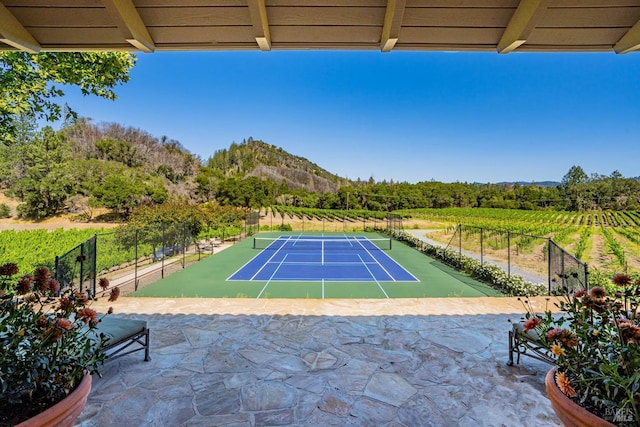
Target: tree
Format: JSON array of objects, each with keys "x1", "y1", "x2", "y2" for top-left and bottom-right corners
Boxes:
[
  {"x1": 561, "y1": 166, "x2": 589, "y2": 190},
  {"x1": 91, "y1": 175, "x2": 147, "y2": 218},
  {"x1": 0, "y1": 51, "x2": 135, "y2": 142},
  {"x1": 11, "y1": 126, "x2": 75, "y2": 218}
]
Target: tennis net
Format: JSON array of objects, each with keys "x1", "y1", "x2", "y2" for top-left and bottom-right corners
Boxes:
[{"x1": 252, "y1": 237, "x2": 392, "y2": 251}]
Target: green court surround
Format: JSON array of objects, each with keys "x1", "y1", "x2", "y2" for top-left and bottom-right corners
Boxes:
[{"x1": 133, "y1": 232, "x2": 502, "y2": 298}]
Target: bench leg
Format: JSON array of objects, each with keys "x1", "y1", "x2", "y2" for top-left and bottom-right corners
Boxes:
[
  {"x1": 143, "y1": 328, "x2": 151, "y2": 362},
  {"x1": 508, "y1": 330, "x2": 515, "y2": 366}
]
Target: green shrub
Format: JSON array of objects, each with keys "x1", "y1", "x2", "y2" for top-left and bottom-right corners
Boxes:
[{"x1": 0, "y1": 203, "x2": 10, "y2": 218}]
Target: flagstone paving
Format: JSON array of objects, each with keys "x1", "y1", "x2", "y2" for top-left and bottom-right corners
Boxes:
[{"x1": 77, "y1": 297, "x2": 562, "y2": 426}]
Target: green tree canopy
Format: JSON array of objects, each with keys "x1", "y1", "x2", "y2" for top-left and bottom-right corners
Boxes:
[{"x1": 0, "y1": 52, "x2": 135, "y2": 142}]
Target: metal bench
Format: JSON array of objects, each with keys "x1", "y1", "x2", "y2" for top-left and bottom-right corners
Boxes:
[
  {"x1": 508, "y1": 321, "x2": 556, "y2": 366},
  {"x1": 98, "y1": 316, "x2": 150, "y2": 362}
]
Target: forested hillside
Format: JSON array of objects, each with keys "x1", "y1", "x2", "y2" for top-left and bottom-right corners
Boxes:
[
  {"x1": 195, "y1": 137, "x2": 350, "y2": 197},
  {"x1": 1, "y1": 116, "x2": 639, "y2": 221}
]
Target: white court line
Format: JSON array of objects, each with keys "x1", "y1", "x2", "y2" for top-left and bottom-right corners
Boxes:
[
  {"x1": 358, "y1": 237, "x2": 421, "y2": 282},
  {"x1": 227, "y1": 235, "x2": 292, "y2": 280},
  {"x1": 250, "y1": 236, "x2": 293, "y2": 281},
  {"x1": 357, "y1": 253, "x2": 389, "y2": 299},
  {"x1": 256, "y1": 254, "x2": 289, "y2": 299},
  {"x1": 351, "y1": 237, "x2": 396, "y2": 281}
]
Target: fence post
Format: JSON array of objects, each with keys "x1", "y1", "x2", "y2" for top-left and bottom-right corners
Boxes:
[
  {"x1": 161, "y1": 224, "x2": 165, "y2": 279},
  {"x1": 79, "y1": 242, "x2": 85, "y2": 294},
  {"x1": 458, "y1": 224, "x2": 462, "y2": 265},
  {"x1": 585, "y1": 265, "x2": 589, "y2": 290},
  {"x1": 92, "y1": 234, "x2": 97, "y2": 296},
  {"x1": 547, "y1": 239, "x2": 552, "y2": 294},
  {"x1": 182, "y1": 222, "x2": 186, "y2": 269},
  {"x1": 480, "y1": 227, "x2": 484, "y2": 266},
  {"x1": 507, "y1": 231, "x2": 511, "y2": 279},
  {"x1": 54, "y1": 255, "x2": 59, "y2": 290},
  {"x1": 134, "y1": 229, "x2": 139, "y2": 291}
]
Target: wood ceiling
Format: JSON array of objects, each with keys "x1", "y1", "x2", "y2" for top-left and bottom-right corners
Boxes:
[{"x1": 1, "y1": 0, "x2": 640, "y2": 54}]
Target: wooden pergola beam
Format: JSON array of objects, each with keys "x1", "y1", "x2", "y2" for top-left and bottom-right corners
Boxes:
[
  {"x1": 614, "y1": 19, "x2": 640, "y2": 54},
  {"x1": 0, "y1": 2, "x2": 41, "y2": 53},
  {"x1": 380, "y1": 0, "x2": 406, "y2": 52},
  {"x1": 497, "y1": 0, "x2": 550, "y2": 54},
  {"x1": 102, "y1": 0, "x2": 155, "y2": 53},
  {"x1": 247, "y1": 0, "x2": 271, "y2": 51}
]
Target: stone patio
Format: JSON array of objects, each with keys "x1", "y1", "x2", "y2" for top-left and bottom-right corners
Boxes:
[{"x1": 78, "y1": 297, "x2": 561, "y2": 426}]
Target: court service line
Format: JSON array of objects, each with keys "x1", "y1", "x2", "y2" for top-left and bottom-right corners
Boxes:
[
  {"x1": 227, "y1": 235, "x2": 291, "y2": 280},
  {"x1": 257, "y1": 254, "x2": 289, "y2": 299},
  {"x1": 357, "y1": 254, "x2": 389, "y2": 299},
  {"x1": 352, "y1": 238, "x2": 396, "y2": 281},
  {"x1": 250, "y1": 236, "x2": 292, "y2": 281},
  {"x1": 352, "y1": 236, "x2": 420, "y2": 282}
]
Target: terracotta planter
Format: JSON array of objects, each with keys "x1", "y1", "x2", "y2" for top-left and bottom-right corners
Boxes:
[
  {"x1": 16, "y1": 374, "x2": 92, "y2": 427},
  {"x1": 545, "y1": 368, "x2": 615, "y2": 427}
]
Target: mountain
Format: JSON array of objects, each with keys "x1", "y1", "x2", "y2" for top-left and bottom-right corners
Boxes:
[{"x1": 205, "y1": 138, "x2": 350, "y2": 193}]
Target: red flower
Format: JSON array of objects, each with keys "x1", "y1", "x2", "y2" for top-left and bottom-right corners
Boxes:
[
  {"x1": 59, "y1": 297, "x2": 74, "y2": 312},
  {"x1": 77, "y1": 308, "x2": 98, "y2": 325},
  {"x1": 108, "y1": 287, "x2": 120, "y2": 302},
  {"x1": 558, "y1": 329, "x2": 579, "y2": 348},
  {"x1": 572, "y1": 289, "x2": 586, "y2": 298},
  {"x1": 523, "y1": 317, "x2": 542, "y2": 330},
  {"x1": 55, "y1": 317, "x2": 73, "y2": 331},
  {"x1": 0, "y1": 263, "x2": 18, "y2": 276},
  {"x1": 546, "y1": 328, "x2": 561, "y2": 342},
  {"x1": 36, "y1": 315, "x2": 50, "y2": 328},
  {"x1": 74, "y1": 292, "x2": 89, "y2": 305},
  {"x1": 589, "y1": 286, "x2": 607, "y2": 302},
  {"x1": 612, "y1": 273, "x2": 632, "y2": 287},
  {"x1": 16, "y1": 276, "x2": 32, "y2": 295},
  {"x1": 48, "y1": 279, "x2": 60, "y2": 294}
]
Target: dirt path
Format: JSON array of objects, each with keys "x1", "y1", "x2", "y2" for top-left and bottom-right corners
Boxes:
[
  {"x1": 405, "y1": 229, "x2": 547, "y2": 284},
  {"x1": 0, "y1": 191, "x2": 119, "y2": 231}
]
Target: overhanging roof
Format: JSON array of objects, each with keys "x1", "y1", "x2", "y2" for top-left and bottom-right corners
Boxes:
[{"x1": 1, "y1": 0, "x2": 640, "y2": 54}]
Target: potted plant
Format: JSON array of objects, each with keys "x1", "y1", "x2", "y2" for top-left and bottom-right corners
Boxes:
[
  {"x1": 0, "y1": 263, "x2": 119, "y2": 427},
  {"x1": 519, "y1": 273, "x2": 640, "y2": 426}
]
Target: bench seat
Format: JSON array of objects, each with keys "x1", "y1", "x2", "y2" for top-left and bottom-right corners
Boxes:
[{"x1": 98, "y1": 316, "x2": 150, "y2": 362}]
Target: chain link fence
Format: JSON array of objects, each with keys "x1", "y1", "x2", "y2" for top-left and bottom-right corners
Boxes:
[
  {"x1": 54, "y1": 234, "x2": 97, "y2": 295},
  {"x1": 548, "y1": 239, "x2": 589, "y2": 293},
  {"x1": 445, "y1": 224, "x2": 589, "y2": 292},
  {"x1": 53, "y1": 217, "x2": 256, "y2": 296}
]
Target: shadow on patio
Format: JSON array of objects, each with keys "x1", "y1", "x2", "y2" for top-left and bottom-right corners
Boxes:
[{"x1": 78, "y1": 298, "x2": 561, "y2": 426}]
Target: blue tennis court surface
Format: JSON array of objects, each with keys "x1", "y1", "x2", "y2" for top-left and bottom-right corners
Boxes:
[{"x1": 228, "y1": 235, "x2": 419, "y2": 283}]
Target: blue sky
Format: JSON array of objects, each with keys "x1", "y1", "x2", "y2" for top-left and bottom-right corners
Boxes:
[{"x1": 59, "y1": 51, "x2": 640, "y2": 184}]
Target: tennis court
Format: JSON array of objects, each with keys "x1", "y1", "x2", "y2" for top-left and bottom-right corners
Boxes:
[{"x1": 133, "y1": 232, "x2": 502, "y2": 298}]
